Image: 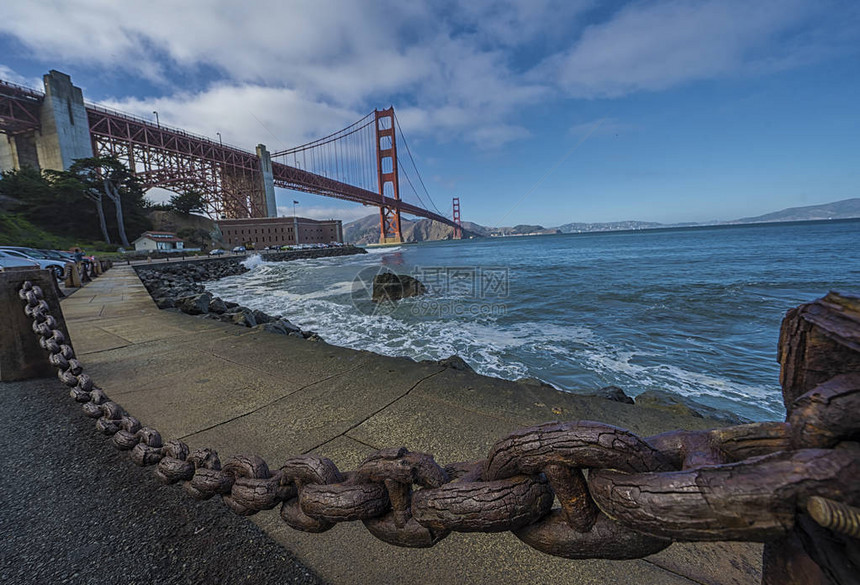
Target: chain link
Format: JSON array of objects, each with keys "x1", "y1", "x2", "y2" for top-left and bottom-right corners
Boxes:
[{"x1": 16, "y1": 280, "x2": 860, "y2": 561}]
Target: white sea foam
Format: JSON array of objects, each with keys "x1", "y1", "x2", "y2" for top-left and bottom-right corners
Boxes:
[
  {"x1": 241, "y1": 254, "x2": 265, "y2": 269},
  {"x1": 204, "y1": 241, "x2": 791, "y2": 420},
  {"x1": 366, "y1": 246, "x2": 401, "y2": 254}
]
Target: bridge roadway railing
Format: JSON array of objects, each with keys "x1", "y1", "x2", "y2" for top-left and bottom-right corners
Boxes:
[
  {"x1": 0, "y1": 79, "x2": 45, "y2": 134},
  {"x1": 5, "y1": 269, "x2": 858, "y2": 584},
  {"x1": 271, "y1": 160, "x2": 456, "y2": 227},
  {"x1": 2, "y1": 77, "x2": 454, "y2": 225},
  {"x1": 85, "y1": 101, "x2": 250, "y2": 155},
  {"x1": 86, "y1": 101, "x2": 454, "y2": 225}
]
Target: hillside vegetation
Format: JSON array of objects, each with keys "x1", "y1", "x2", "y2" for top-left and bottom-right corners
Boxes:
[{"x1": 147, "y1": 210, "x2": 224, "y2": 249}]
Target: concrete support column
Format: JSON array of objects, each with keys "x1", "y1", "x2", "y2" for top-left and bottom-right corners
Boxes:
[
  {"x1": 293, "y1": 216, "x2": 299, "y2": 245},
  {"x1": 0, "y1": 133, "x2": 40, "y2": 172},
  {"x1": 336, "y1": 220, "x2": 343, "y2": 244},
  {"x1": 256, "y1": 144, "x2": 277, "y2": 217},
  {"x1": 35, "y1": 70, "x2": 93, "y2": 171},
  {"x1": 0, "y1": 136, "x2": 16, "y2": 171}
]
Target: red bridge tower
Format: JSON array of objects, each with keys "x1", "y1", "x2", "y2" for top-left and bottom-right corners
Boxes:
[{"x1": 375, "y1": 108, "x2": 403, "y2": 244}]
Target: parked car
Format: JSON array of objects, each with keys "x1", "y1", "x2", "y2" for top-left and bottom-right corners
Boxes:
[
  {"x1": 0, "y1": 250, "x2": 40, "y2": 270},
  {"x1": 209, "y1": 249, "x2": 226, "y2": 255},
  {"x1": 0, "y1": 247, "x2": 67, "y2": 279},
  {"x1": 231, "y1": 246, "x2": 246, "y2": 253}
]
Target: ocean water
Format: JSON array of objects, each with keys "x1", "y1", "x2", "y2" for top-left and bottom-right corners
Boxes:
[{"x1": 205, "y1": 219, "x2": 860, "y2": 421}]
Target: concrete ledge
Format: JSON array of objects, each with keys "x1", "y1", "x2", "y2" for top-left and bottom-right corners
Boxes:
[{"x1": 57, "y1": 265, "x2": 764, "y2": 585}]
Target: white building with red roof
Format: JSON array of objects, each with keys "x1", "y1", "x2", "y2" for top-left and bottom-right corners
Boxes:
[{"x1": 132, "y1": 231, "x2": 186, "y2": 252}]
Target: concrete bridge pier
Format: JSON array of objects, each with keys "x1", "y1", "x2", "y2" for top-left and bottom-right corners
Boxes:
[
  {"x1": 37, "y1": 70, "x2": 94, "y2": 170},
  {"x1": 257, "y1": 144, "x2": 277, "y2": 217},
  {"x1": 0, "y1": 70, "x2": 93, "y2": 174}
]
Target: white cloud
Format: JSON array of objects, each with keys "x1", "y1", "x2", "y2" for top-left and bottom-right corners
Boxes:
[
  {"x1": 543, "y1": 0, "x2": 826, "y2": 98},
  {"x1": 0, "y1": 65, "x2": 42, "y2": 89},
  {"x1": 0, "y1": 0, "x2": 853, "y2": 151},
  {"x1": 0, "y1": 1, "x2": 550, "y2": 147},
  {"x1": 101, "y1": 84, "x2": 362, "y2": 152},
  {"x1": 275, "y1": 204, "x2": 372, "y2": 223}
]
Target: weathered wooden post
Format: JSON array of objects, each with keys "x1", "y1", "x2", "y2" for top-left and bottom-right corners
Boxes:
[
  {"x1": 0, "y1": 267, "x2": 73, "y2": 381},
  {"x1": 64, "y1": 263, "x2": 82, "y2": 288},
  {"x1": 80, "y1": 261, "x2": 91, "y2": 283},
  {"x1": 764, "y1": 291, "x2": 860, "y2": 584}
]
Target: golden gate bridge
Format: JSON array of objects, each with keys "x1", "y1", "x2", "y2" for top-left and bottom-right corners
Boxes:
[{"x1": 0, "y1": 71, "x2": 463, "y2": 244}]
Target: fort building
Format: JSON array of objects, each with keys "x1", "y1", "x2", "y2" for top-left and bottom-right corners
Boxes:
[{"x1": 217, "y1": 216, "x2": 343, "y2": 248}]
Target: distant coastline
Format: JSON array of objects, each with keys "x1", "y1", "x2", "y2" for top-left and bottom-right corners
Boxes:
[
  {"x1": 344, "y1": 197, "x2": 860, "y2": 245},
  {"x1": 485, "y1": 216, "x2": 860, "y2": 240}
]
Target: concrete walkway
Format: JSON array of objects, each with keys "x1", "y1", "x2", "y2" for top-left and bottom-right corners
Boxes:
[{"x1": 59, "y1": 265, "x2": 763, "y2": 585}]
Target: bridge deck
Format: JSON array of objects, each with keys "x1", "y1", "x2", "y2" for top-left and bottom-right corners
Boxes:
[{"x1": 58, "y1": 265, "x2": 762, "y2": 585}]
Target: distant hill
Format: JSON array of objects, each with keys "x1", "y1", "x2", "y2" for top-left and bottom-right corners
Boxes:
[
  {"x1": 731, "y1": 198, "x2": 860, "y2": 224},
  {"x1": 343, "y1": 214, "x2": 485, "y2": 245},
  {"x1": 487, "y1": 224, "x2": 560, "y2": 236},
  {"x1": 146, "y1": 210, "x2": 223, "y2": 247},
  {"x1": 558, "y1": 220, "x2": 663, "y2": 233}
]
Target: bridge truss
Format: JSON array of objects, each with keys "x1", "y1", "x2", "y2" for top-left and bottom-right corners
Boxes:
[
  {"x1": 0, "y1": 80, "x2": 42, "y2": 136},
  {"x1": 1, "y1": 76, "x2": 459, "y2": 239},
  {"x1": 87, "y1": 105, "x2": 267, "y2": 219}
]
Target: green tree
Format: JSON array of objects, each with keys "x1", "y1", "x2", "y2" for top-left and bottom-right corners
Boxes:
[
  {"x1": 169, "y1": 190, "x2": 206, "y2": 215},
  {"x1": 66, "y1": 156, "x2": 152, "y2": 247},
  {"x1": 0, "y1": 157, "x2": 152, "y2": 246},
  {"x1": 2, "y1": 166, "x2": 97, "y2": 240},
  {"x1": 177, "y1": 227, "x2": 212, "y2": 248}
]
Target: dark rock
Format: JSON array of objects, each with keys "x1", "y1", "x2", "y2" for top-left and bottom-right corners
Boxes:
[
  {"x1": 587, "y1": 385, "x2": 634, "y2": 404},
  {"x1": 252, "y1": 322, "x2": 289, "y2": 335},
  {"x1": 276, "y1": 318, "x2": 301, "y2": 333},
  {"x1": 224, "y1": 301, "x2": 240, "y2": 310},
  {"x1": 154, "y1": 297, "x2": 175, "y2": 309},
  {"x1": 177, "y1": 292, "x2": 212, "y2": 315},
  {"x1": 371, "y1": 272, "x2": 426, "y2": 303},
  {"x1": 230, "y1": 309, "x2": 257, "y2": 327},
  {"x1": 516, "y1": 377, "x2": 555, "y2": 389},
  {"x1": 437, "y1": 355, "x2": 474, "y2": 372},
  {"x1": 634, "y1": 390, "x2": 750, "y2": 424},
  {"x1": 251, "y1": 309, "x2": 272, "y2": 324},
  {"x1": 208, "y1": 297, "x2": 228, "y2": 314}
]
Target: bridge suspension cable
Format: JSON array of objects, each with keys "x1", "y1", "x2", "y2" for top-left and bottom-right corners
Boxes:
[
  {"x1": 270, "y1": 112, "x2": 379, "y2": 195},
  {"x1": 393, "y1": 111, "x2": 444, "y2": 217},
  {"x1": 265, "y1": 107, "x2": 456, "y2": 236}
]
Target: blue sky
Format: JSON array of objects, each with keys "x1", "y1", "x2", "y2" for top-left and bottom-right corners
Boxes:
[{"x1": 1, "y1": 0, "x2": 858, "y2": 227}]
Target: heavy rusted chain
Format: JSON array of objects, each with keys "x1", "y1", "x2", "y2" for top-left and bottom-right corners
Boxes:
[{"x1": 16, "y1": 280, "x2": 860, "y2": 565}]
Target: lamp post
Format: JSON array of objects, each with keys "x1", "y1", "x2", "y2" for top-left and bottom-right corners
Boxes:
[
  {"x1": 216, "y1": 132, "x2": 222, "y2": 146},
  {"x1": 153, "y1": 111, "x2": 160, "y2": 128}
]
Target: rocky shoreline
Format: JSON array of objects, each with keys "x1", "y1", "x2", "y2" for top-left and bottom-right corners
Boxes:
[
  {"x1": 134, "y1": 246, "x2": 367, "y2": 341},
  {"x1": 134, "y1": 245, "x2": 748, "y2": 425}
]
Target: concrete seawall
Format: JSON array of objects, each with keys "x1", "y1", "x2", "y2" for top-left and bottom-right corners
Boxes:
[{"x1": 57, "y1": 264, "x2": 763, "y2": 584}]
